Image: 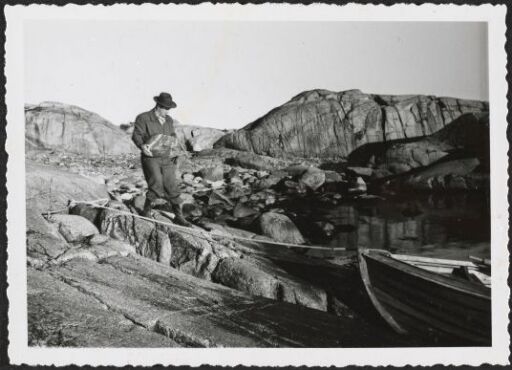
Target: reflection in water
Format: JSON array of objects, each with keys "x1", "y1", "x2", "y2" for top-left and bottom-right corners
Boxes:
[{"x1": 296, "y1": 192, "x2": 490, "y2": 261}]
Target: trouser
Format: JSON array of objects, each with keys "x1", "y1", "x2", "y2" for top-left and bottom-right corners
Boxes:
[{"x1": 141, "y1": 155, "x2": 181, "y2": 206}]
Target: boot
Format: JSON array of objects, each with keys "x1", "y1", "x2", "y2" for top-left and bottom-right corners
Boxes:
[
  {"x1": 171, "y1": 203, "x2": 193, "y2": 228},
  {"x1": 142, "y1": 198, "x2": 154, "y2": 218}
]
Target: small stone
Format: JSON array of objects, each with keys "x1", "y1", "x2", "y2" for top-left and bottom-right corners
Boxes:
[
  {"x1": 264, "y1": 196, "x2": 276, "y2": 206},
  {"x1": 256, "y1": 170, "x2": 269, "y2": 179},
  {"x1": 348, "y1": 176, "x2": 367, "y2": 194},
  {"x1": 179, "y1": 193, "x2": 195, "y2": 205},
  {"x1": 226, "y1": 168, "x2": 239, "y2": 179},
  {"x1": 182, "y1": 173, "x2": 195, "y2": 184},
  {"x1": 200, "y1": 166, "x2": 224, "y2": 182},
  {"x1": 209, "y1": 180, "x2": 225, "y2": 189},
  {"x1": 229, "y1": 176, "x2": 243, "y2": 186},
  {"x1": 120, "y1": 193, "x2": 133, "y2": 201}
]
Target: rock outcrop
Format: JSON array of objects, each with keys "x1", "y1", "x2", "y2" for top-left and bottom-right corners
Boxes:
[
  {"x1": 26, "y1": 160, "x2": 109, "y2": 212},
  {"x1": 349, "y1": 112, "x2": 490, "y2": 175},
  {"x1": 28, "y1": 254, "x2": 396, "y2": 347},
  {"x1": 93, "y1": 201, "x2": 327, "y2": 310},
  {"x1": 215, "y1": 89, "x2": 488, "y2": 159},
  {"x1": 25, "y1": 102, "x2": 138, "y2": 155}
]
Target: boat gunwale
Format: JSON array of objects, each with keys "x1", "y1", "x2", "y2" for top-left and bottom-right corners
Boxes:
[{"x1": 362, "y1": 249, "x2": 491, "y2": 299}]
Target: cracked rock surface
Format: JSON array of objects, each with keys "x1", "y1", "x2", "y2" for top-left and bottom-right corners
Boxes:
[
  {"x1": 215, "y1": 89, "x2": 488, "y2": 160},
  {"x1": 29, "y1": 255, "x2": 395, "y2": 347}
]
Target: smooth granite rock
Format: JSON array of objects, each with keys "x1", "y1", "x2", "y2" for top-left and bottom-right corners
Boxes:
[{"x1": 215, "y1": 89, "x2": 488, "y2": 159}]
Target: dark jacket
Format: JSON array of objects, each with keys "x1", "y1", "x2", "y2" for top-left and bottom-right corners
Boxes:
[{"x1": 132, "y1": 109, "x2": 177, "y2": 152}]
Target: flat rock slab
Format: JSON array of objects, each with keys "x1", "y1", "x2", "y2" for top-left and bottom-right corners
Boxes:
[
  {"x1": 28, "y1": 268, "x2": 179, "y2": 347},
  {"x1": 33, "y1": 254, "x2": 395, "y2": 348}
]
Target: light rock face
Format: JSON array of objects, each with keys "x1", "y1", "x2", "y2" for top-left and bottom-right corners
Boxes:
[
  {"x1": 25, "y1": 102, "x2": 138, "y2": 155},
  {"x1": 215, "y1": 89, "x2": 488, "y2": 159},
  {"x1": 26, "y1": 160, "x2": 109, "y2": 212}
]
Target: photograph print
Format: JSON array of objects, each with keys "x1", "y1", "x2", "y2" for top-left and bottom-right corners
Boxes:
[{"x1": 5, "y1": 3, "x2": 509, "y2": 367}]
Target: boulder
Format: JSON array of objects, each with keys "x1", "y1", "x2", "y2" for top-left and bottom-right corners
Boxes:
[
  {"x1": 258, "y1": 212, "x2": 305, "y2": 244},
  {"x1": 174, "y1": 125, "x2": 227, "y2": 152},
  {"x1": 25, "y1": 102, "x2": 138, "y2": 155},
  {"x1": 324, "y1": 171, "x2": 344, "y2": 184},
  {"x1": 53, "y1": 238, "x2": 136, "y2": 264},
  {"x1": 253, "y1": 176, "x2": 282, "y2": 191},
  {"x1": 47, "y1": 214, "x2": 99, "y2": 243},
  {"x1": 27, "y1": 227, "x2": 70, "y2": 266},
  {"x1": 299, "y1": 167, "x2": 326, "y2": 191},
  {"x1": 96, "y1": 201, "x2": 235, "y2": 277},
  {"x1": 215, "y1": 89, "x2": 488, "y2": 159},
  {"x1": 212, "y1": 257, "x2": 328, "y2": 311}
]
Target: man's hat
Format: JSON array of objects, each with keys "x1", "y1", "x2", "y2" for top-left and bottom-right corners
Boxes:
[{"x1": 153, "y1": 92, "x2": 177, "y2": 109}]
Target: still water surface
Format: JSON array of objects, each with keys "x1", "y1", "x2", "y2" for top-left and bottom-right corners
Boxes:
[{"x1": 289, "y1": 192, "x2": 490, "y2": 261}]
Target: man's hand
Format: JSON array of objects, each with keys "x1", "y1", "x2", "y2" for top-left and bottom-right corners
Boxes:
[{"x1": 142, "y1": 144, "x2": 153, "y2": 157}]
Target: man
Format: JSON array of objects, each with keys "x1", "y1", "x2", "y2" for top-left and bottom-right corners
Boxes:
[{"x1": 132, "y1": 92, "x2": 192, "y2": 227}]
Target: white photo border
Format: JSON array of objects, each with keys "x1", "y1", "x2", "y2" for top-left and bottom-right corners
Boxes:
[{"x1": 5, "y1": 3, "x2": 509, "y2": 367}]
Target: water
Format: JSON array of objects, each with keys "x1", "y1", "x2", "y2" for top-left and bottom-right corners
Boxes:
[{"x1": 286, "y1": 192, "x2": 490, "y2": 261}]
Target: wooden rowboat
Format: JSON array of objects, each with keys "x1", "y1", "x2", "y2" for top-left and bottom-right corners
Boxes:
[{"x1": 358, "y1": 248, "x2": 491, "y2": 345}]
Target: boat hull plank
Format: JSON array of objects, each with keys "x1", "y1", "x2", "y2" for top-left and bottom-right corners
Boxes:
[{"x1": 359, "y1": 249, "x2": 491, "y2": 346}]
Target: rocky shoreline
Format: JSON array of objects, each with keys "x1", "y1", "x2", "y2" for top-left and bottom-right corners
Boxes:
[
  {"x1": 25, "y1": 90, "x2": 490, "y2": 347},
  {"x1": 27, "y1": 152, "x2": 403, "y2": 347}
]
